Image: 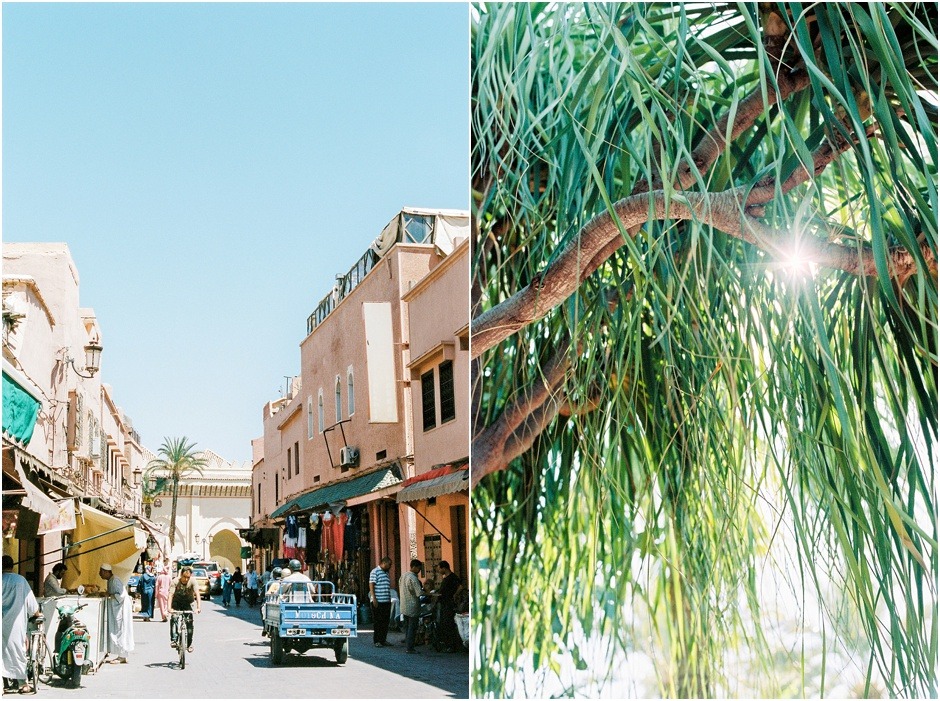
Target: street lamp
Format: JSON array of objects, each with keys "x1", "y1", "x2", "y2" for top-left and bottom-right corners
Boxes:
[
  {"x1": 63, "y1": 342, "x2": 103, "y2": 379},
  {"x1": 132, "y1": 466, "x2": 142, "y2": 488}
]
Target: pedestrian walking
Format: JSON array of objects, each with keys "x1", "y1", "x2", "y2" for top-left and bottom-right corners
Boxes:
[
  {"x1": 399, "y1": 559, "x2": 423, "y2": 654},
  {"x1": 436, "y1": 561, "x2": 464, "y2": 652},
  {"x1": 221, "y1": 568, "x2": 232, "y2": 607},
  {"x1": 139, "y1": 565, "x2": 156, "y2": 620},
  {"x1": 231, "y1": 567, "x2": 244, "y2": 606},
  {"x1": 155, "y1": 566, "x2": 172, "y2": 621},
  {"x1": 368, "y1": 556, "x2": 393, "y2": 647},
  {"x1": 2, "y1": 555, "x2": 41, "y2": 693},
  {"x1": 246, "y1": 565, "x2": 259, "y2": 607},
  {"x1": 99, "y1": 563, "x2": 134, "y2": 663}
]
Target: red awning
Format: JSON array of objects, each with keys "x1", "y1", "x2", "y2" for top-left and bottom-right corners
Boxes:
[
  {"x1": 399, "y1": 461, "x2": 468, "y2": 489},
  {"x1": 397, "y1": 461, "x2": 469, "y2": 503}
]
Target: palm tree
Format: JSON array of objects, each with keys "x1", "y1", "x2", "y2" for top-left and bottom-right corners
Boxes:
[
  {"x1": 472, "y1": 3, "x2": 936, "y2": 698},
  {"x1": 144, "y1": 437, "x2": 208, "y2": 550}
]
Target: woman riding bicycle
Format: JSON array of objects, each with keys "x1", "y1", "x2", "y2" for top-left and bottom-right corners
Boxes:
[{"x1": 168, "y1": 567, "x2": 201, "y2": 653}]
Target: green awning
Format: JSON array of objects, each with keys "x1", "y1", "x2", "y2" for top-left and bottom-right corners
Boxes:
[
  {"x1": 271, "y1": 464, "x2": 402, "y2": 519},
  {"x1": 2, "y1": 370, "x2": 41, "y2": 447}
]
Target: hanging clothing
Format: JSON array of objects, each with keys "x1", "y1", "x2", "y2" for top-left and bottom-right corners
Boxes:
[
  {"x1": 333, "y1": 511, "x2": 348, "y2": 558},
  {"x1": 286, "y1": 515, "x2": 299, "y2": 539},
  {"x1": 344, "y1": 510, "x2": 358, "y2": 557},
  {"x1": 105, "y1": 574, "x2": 135, "y2": 658}
]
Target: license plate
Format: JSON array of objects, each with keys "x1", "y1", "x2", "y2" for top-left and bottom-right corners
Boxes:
[
  {"x1": 286, "y1": 628, "x2": 305, "y2": 636},
  {"x1": 73, "y1": 644, "x2": 86, "y2": 664},
  {"x1": 331, "y1": 628, "x2": 351, "y2": 636}
]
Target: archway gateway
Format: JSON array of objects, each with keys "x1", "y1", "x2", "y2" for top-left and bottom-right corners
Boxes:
[{"x1": 208, "y1": 528, "x2": 242, "y2": 572}]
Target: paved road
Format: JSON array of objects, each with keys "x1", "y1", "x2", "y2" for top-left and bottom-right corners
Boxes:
[{"x1": 29, "y1": 596, "x2": 468, "y2": 699}]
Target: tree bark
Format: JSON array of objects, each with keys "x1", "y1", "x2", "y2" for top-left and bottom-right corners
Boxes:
[{"x1": 472, "y1": 189, "x2": 937, "y2": 358}]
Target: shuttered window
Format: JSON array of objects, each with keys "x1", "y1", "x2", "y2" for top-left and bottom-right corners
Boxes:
[
  {"x1": 439, "y1": 360, "x2": 455, "y2": 423},
  {"x1": 421, "y1": 369, "x2": 436, "y2": 431}
]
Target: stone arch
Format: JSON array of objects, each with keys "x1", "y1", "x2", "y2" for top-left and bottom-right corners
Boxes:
[{"x1": 208, "y1": 528, "x2": 242, "y2": 572}]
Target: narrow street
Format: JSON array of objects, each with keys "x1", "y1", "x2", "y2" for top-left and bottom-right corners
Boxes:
[{"x1": 30, "y1": 597, "x2": 468, "y2": 699}]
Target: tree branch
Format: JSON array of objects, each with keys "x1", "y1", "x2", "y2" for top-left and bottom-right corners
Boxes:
[
  {"x1": 472, "y1": 188, "x2": 937, "y2": 358},
  {"x1": 470, "y1": 341, "x2": 570, "y2": 486}
]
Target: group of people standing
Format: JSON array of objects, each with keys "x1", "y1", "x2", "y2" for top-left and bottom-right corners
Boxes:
[
  {"x1": 131, "y1": 564, "x2": 174, "y2": 622},
  {"x1": 369, "y1": 556, "x2": 465, "y2": 655}
]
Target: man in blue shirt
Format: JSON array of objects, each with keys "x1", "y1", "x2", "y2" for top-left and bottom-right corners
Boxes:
[{"x1": 368, "y1": 557, "x2": 393, "y2": 647}]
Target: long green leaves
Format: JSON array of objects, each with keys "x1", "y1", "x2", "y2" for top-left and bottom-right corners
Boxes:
[{"x1": 472, "y1": 3, "x2": 937, "y2": 697}]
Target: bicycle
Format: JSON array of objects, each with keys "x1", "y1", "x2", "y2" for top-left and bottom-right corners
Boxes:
[
  {"x1": 25, "y1": 615, "x2": 50, "y2": 693},
  {"x1": 169, "y1": 610, "x2": 192, "y2": 670}
]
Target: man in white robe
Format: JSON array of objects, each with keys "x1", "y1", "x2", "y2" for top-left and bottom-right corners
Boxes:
[
  {"x1": 99, "y1": 564, "x2": 134, "y2": 663},
  {"x1": 2, "y1": 555, "x2": 39, "y2": 692}
]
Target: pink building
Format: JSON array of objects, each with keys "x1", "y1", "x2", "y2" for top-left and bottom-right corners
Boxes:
[
  {"x1": 396, "y1": 238, "x2": 470, "y2": 587},
  {"x1": 3, "y1": 243, "x2": 161, "y2": 593},
  {"x1": 248, "y1": 208, "x2": 469, "y2": 600}
]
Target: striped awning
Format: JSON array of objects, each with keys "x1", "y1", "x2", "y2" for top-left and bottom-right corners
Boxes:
[{"x1": 396, "y1": 464, "x2": 469, "y2": 503}]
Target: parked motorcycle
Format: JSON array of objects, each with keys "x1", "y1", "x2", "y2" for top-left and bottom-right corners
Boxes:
[
  {"x1": 415, "y1": 594, "x2": 442, "y2": 651},
  {"x1": 52, "y1": 601, "x2": 90, "y2": 688}
]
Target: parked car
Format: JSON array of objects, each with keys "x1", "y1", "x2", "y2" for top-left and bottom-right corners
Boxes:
[
  {"x1": 194, "y1": 561, "x2": 221, "y2": 595},
  {"x1": 190, "y1": 568, "x2": 211, "y2": 598}
]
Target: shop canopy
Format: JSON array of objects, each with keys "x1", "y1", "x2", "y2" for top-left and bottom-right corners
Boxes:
[
  {"x1": 396, "y1": 463, "x2": 469, "y2": 503},
  {"x1": 65, "y1": 503, "x2": 147, "y2": 590},
  {"x1": 2, "y1": 361, "x2": 43, "y2": 447},
  {"x1": 5, "y1": 446, "x2": 61, "y2": 524},
  {"x1": 271, "y1": 464, "x2": 403, "y2": 519}
]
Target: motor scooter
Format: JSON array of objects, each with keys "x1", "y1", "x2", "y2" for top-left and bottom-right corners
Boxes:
[
  {"x1": 52, "y1": 597, "x2": 90, "y2": 688},
  {"x1": 416, "y1": 594, "x2": 442, "y2": 651}
]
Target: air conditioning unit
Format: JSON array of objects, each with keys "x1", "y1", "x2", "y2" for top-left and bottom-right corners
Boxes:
[{"x1": 339, "y1": 446, "x2": 360, "y2": 468}]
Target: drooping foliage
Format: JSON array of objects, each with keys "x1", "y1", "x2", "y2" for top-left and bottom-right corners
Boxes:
[{"x1": 471, "y1": 3, "x2": 937, "y2": 697}]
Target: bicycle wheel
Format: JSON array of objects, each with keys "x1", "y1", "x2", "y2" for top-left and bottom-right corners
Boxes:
[
  {"x1": 178, "y1": 619, "x2": 187, "y2": 669},
  {"x1": 36, "y1": 634, "x2": 51, "y2": 684},
  {"x1": 28, "y1": 633, "x2": 40, "y2": 693}
]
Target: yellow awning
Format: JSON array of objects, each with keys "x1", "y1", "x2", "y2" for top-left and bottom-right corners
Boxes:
[{"x1": 64, "y1": 504, "x2": 143, "y2": 591}]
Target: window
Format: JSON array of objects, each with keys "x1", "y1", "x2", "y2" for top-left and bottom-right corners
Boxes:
[
  {"x1": 439, "y1": 360, "x2": 455, "y2": 423},
  {"x1": 287, "y1": 447, "x2": 292, "y2": 480},
  {"x1": 335, "y1": 377, "x2": 342, "y2": 423},
  {"x1": 257, "y1": 484, "x2": 261, "y2": 514},
  {"x1": 347, "y1": 368, "x2": 355, "y2": 416},
  {"x1": 294, "y1": 441, "x2": 300, "y2": 476},
  {"x1": 307, "y1": 397, "x2": 314, "y2": 439},
  {"x1": 403, "y1": 214, "x2": 433, "y2": 243},
  {"x1": 318, "y1": 391, "x2": 324, "y2": 433},
  {"x1": 421, "y1": 369, "x2": 436, "y2": 431}
]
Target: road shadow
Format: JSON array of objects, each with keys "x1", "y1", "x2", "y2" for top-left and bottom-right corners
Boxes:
[
  {"x1": 144, "y1": 661, "x2": 180, "y2": 670},
  {"x1": 244, "y1": 652, "x2": 341, "y2": 669}
]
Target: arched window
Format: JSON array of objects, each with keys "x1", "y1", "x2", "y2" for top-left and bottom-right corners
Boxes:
[
  {"x1": 347, "y1": 367, "x2": 355, "y2": 416},
  {"x1": 307, "y1": 396, "x2": 314, "y2": 439},
  {"x1": 335, "y1": 377, "x2": 342, "y2": 423},
  {"x1": 317, "y1": 390, "x2": 324, "y2": 433}
]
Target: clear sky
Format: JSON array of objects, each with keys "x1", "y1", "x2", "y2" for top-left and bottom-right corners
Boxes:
[{"x1": 3, "y1": 2, "x2": 470, "y2": 464}]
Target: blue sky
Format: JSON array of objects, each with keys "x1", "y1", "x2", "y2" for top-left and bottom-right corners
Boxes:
[{"x1": 3, "y1": 3, "x2": 470, "y2": 463}]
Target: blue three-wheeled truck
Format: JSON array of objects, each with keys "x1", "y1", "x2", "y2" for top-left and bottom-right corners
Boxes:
[{"x1": 262, "y1": 580, "x2": 357, "y2": 665}]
